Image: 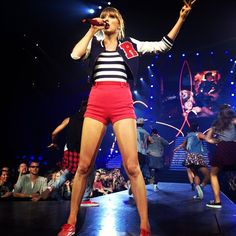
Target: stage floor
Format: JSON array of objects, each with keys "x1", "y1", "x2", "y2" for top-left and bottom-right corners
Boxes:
[{"x1": 0, "y1": 182, "x2": 236, "y2": 236}]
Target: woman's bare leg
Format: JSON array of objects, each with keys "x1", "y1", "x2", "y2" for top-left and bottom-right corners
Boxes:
[
  {"x1": 67, "y1": 118, "x2": 107, "y2": 225},
  {"x1": 199, "y1": 166, "x2": 210, "y2": 187},
  {"x1": 191, "y1": 168, "x2": 200, "y2": 186},
  {"x1": 210, "y1": 166, "x2": 221, "y2": 203},
  {"x1": 186, "y1": 168, "x2": 194, "y2": 184},
  {"x1": 113, "y1": 118, "x2": 150, "y2": 232}
]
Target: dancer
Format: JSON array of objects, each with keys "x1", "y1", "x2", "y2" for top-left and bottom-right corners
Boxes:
[
  {"x1": 58, "y1": 2, "x2": 196, "y2": 236},
  {"x1": 137, "y1": 118, "x2": 152, "y2": 184},
  {"x1": 147, "y1": 128, "x2": 169, "y2": 192},
  {"x1": 174, "y1": 122, "x2": 215, "y2": 199},
  {"x1": 47, "y1": 100, "x2": 98, "y2": 206},
  {"x1": 206, "y1": 104, "x2": 236, "y2": 208}
]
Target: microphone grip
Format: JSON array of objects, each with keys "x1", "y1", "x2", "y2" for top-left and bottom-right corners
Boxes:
[{"x1": 82, "y1": 18, "x2": 104, "y2": 26}]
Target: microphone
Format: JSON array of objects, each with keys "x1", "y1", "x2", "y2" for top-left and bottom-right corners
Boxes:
[{"x1": 81, "y1": 18, "x2": 105, "y2": 26}]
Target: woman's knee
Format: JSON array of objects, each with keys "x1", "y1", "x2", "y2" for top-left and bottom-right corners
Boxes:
[
  {"x1": 125, "y1": 163, "x2": 140, "y2": 177},
  {"x1": 77, "y1": 162, "x2": 91, "y2": 175}
]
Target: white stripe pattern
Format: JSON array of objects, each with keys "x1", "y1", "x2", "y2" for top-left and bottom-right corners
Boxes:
[{"x1": 93, "y1": 51, "x2": 128, "y2": 82}]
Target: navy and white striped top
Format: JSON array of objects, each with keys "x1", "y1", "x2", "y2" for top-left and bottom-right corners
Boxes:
[{"x1": 93, "y1": 51, "x2": 128, "y2": 82}]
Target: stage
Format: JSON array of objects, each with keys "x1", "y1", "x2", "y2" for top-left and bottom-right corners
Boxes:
[{"x1": 0, "y1": 182, "x2": 236, "y2": 236}]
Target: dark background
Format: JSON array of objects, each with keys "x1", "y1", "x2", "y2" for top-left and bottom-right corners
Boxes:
[{"x1": 2, "y1": 0, "x2": 236, "y2": 169}]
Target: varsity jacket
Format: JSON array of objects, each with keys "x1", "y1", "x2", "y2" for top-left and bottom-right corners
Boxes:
[{"x1": 71, "y1": 35, "x2": 174, "y2": 85}]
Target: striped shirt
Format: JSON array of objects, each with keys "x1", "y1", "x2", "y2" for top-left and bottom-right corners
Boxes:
[{"x1": 93, "y1": 51, "x2": 128, "y2": 82}]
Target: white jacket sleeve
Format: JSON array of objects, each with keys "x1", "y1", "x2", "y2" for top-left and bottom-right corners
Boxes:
[{"x1": 130, "y1": 36, "x2": 173, "y2": 55}]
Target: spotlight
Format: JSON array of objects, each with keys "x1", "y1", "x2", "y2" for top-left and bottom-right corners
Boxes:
[{"x1": 88, "y1": 9, "x2": 95, "y2": 14}]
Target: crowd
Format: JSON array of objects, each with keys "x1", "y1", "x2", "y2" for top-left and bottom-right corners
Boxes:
[{"x1": 0, "y1": 162, "x2": 130, "y2": 201}]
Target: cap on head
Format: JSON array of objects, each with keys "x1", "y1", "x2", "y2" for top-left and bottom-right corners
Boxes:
[{"x1": 136, "y1": 118, "x2": 145, "y2": 125}]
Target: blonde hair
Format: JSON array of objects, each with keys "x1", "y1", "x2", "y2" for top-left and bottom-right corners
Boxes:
[{"x1": 100, "y1": 7, "x2": 125, "y2": 40}]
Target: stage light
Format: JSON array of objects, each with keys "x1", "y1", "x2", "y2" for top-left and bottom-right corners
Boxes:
[
  {"x1": 182, "y1": 53, "x2": 185, "y2": 57},
  {"x1": 230, "y1": 70, "x2": 234, "y2": 74},
  {"x1": 147, "y1": 66, "x2": 150, "y2": 69},
  {"x1": 231, "y1": 82, "x2": 234, "y2": 85},
  {"x1": 196, "y1": 52, "x2": 199, "y2": 56},
  {"x1": 99, "y1": 148, "x2": 102, "y2": 151},
  {"x1": 232, "y1": 93, "x2": 235, "y2": 97},
  {"x1": 150, "y1": 107, "x2": 153, "y2": 110},
  {"x1": 88, "y1": 9, "x2": 95, "y2": 14},
  {"x1": 140, "y1": 77, "x2": 143, "y2": 81},
  {"x1": 150, "y1": 96, "x2": 153, "y2": 99},
  {"x1": 98, "y1": 6, "x2": 102, "y2": 9},
  {"x1": 210, "y1": 51, "x2": 214, "y2": 55},
  {"x1": 151, "y1": 74, "x2": 154, "y2": 77},
  {"x1": 107, "y1": 2, "x2": 111, "y2": 5},
  {"x1": 168, "y1": 54, "x2": 172, "y2": 58},
  {"x1": 150, "y1": 85, "x2": 154, "y2": 88},
  {"x1": 133, "y1": 90, "x2": 138, "y2": 94},
  {"x1": 151, "y1": 64, "x2": 154, "y2": 67}
]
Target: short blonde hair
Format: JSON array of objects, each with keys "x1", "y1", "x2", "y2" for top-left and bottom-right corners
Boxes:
[{"x1": 100, "y1": 7, "x2": 125, "y2": 40}]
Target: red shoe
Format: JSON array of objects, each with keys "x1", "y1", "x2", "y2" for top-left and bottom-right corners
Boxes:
[
  {"x1": 57, "y1": 224, "x2": 75, "y2": 236},
  {"x1": 80, "y1": 200, "x2": 99, "y2": 207},
  {"x1": 140, "y1": 228, "x2": 151, "y2": 236}
]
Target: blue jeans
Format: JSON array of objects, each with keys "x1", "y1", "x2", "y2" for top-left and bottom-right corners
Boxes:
[{"x1": 51, "y1": 167, "x2": 95, "y2": 201}]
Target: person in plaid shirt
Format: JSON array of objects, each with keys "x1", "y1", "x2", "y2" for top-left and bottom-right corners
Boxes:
[{"x1": 47, "y1": 100, "x2": 99, "y2": 206}]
